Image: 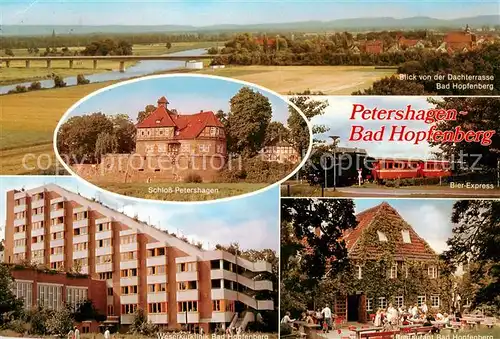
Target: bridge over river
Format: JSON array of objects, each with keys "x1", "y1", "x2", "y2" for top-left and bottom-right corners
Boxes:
[{"x1": 0, "y1": 54, "x2": 225, "y2": 72}]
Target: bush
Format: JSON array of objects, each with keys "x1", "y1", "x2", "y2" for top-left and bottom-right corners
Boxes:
[
  {"x1": 129, "y1": 309, "x2": 158, "y2": 336},
  {"x1": 26, "y1": 307, "x2": 52, "y2": 335},
  {"x1": 5, "y1": 319, "x2": 28, "y2": 333},
  {"x1": 7, "y1": 85, "x2": 28, "y2": 94},
  {"x1": 76, "y1": 74, "x2": 90, "y2": 85},
  {"x1": 216, "y1": 157, "x2": 295, "y2": 183},
  {"x1": 28, "y1": 81, "x2": 42, "y2": 91},
  {"x1": 45, "y1": 307, "x2": 74, "y2": 337},
  {"x1": 53, "y1": 75, "x2": 66, "y2": 88},
  {"x1": 280, "y1": 323, "x2": 292, "y2": 336},
  {"x1": 184, "y1": 173, "x2": 203, "y2": 183}
]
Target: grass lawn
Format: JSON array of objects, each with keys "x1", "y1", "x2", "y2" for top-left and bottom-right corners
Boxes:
[
  {"x1": 93, "y1": 181, "x2": 268, "y2": 201},
  {"x1": 0, "y1": 42, "x2": 220, "y2": 85}
]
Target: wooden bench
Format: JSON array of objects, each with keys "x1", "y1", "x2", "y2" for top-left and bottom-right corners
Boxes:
[{"x1": 360, "y1": 330, "x2": 400, "y2": 339}]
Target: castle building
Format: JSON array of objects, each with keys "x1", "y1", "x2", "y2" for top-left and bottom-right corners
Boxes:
[
  {"x1": 315, "y1": 202, "x2": 447, "y2": 322},
  {"x1": 4, "y1": 184, "x2": 273, "y2": 332},
  {"x1": 259, "y1": 138, "x2": 300, "y2": 164},
  {"x1": 75, "y1": 96, "x2": 228, "y2": 183}
]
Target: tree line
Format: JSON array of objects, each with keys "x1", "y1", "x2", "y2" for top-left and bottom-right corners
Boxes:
[{"x1": 0, "y1": 32, "x2": 232, "y2": 49}]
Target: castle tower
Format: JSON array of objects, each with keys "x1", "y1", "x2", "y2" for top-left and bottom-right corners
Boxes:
[{"x1": 157, "y1": 96, "x2": 169, "y2": 108}]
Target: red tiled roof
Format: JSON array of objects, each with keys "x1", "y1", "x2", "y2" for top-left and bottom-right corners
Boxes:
[
  {"x1": 399, "y1": 37, "x2": 420, "y2": 47},
  {"x1": 136, "y1": 97, "x2": 224, "y2": 139},
  {"x1": 344, "y1": 202, "x2": 437, "y2": 261},
  {"x1": 364, "y1": 40, "x2": 384, "y2": 54},
  {"x1": 136, "y1": 104, "x2": 177, "y2": 128}
]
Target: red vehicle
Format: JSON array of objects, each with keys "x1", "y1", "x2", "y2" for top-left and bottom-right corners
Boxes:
[{"x1": 371, "y1": 158, "x2": 451, "y2": 182}]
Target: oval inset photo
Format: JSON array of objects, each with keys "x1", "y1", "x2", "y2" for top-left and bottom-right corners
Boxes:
[{"x1": 55, "y1": 74, "x2": 311, "y2": 202}]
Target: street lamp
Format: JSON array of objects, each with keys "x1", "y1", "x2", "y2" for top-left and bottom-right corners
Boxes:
[{"x1": 329, "y1": 136, "x2": 340, "y2": 191}]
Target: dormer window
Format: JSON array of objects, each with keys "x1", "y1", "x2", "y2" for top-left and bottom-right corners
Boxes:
[
  {"x1": 402, "y1": 230, "x2": 411, "y2": 243},
  {"x1": 156, "y1": 120, "x2": 161, "y2": 124},
  {"x1": 377, "y1": 231, "x2": 388, "y2": 242}
]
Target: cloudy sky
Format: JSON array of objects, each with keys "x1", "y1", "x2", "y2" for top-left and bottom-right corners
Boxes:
[
  {"x1": 0, "y1": 176, "x2": 279, "y2": 251},
  {"x1": 311, "y1": 96, "x2": 443, "y2": 159},
  {"x1": 355, "y1": 198, "x2": 456, "y2": 254},
  {"x1": 67, "y1": 76, "x2": 290, "y2": 124},
  {"x1": 3, "y1": 0, "x2": 496, "y2": 26}
]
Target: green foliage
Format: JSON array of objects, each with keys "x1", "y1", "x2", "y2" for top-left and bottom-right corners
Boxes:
[
  {"x1": 264, "y1": 121, "x2": 291, "y2": 146},
  {"x1": 353, "y1": 75, "x2": 427, "y2": 95},
  {"x1": 95, "y1": 132, "x2": 119, "y2": 161},
  {"x1": 227, "y1": 87, "x2": 273, "y2": 157},
  {"x1": 184, "y1": 173, "x2": 203, "y2": 183},
  {"x1": 7, "y1": 85, "x2": 28, "y2": 94},
  {"x1": 81, "y1": 39, "x2": 133, "y2": 56},
  {"x1": 428, "y1": 97, "x2": 500, "y2": 170},
  {"x1": 216, "y1": 157, "x2": 295, "y2": 183},
  {"x1": 26, "y1": 307, "x2": 52, "y2": 335},
  {"x1": 288, "y1": 92, "x2": 328, "y2": 149},
  {"x1": 0, "y1": 264, "x2": 24, "y2": 326},
  {"x1": 137, "y1": 104, "x2": 157, "y2": 123},
  {"x1": 166, "y1": 42, "x2": 172, "y2": 49},
  {"x1": 58, "y1": 113, "x2": 135, "y2": 164},
  {"x1": 53, "y1": 75, "x2": 67, "y2": 88},
  {"x1": 280, "y1": 323, "x2": 292, "y2": 336},
  {"x1": 281, "y1": 199, "x2": 356, "y2": 315},
  {"x1": 45, "y1": 307, "x2": 74, "y2": 337},
  {"x1": 76, "y1": 74, "x2": 90, "y2": 85},
  {"x1": 28, "y1": 81, "x2": 42, "y2": 90},
  {"x1": 128, "y1": 308, "x2": 158, "y2": 336},
  {"x1": 4, "y1": 48, "x2": 14, "y2": 56},
  {"x1": 443, "y1": 200, "x2": 500, "y2": 314},
  {"x1": 207, "y1": 47, "x2": 218, "y2": 54},
  {"x1": 73, "y1": 300, "x2": 106, "y2": 322}
]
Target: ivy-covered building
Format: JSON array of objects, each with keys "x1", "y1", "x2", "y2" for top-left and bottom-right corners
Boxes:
[{"x1": 331, "y1": 202, "x2": 451, "y2": 323}]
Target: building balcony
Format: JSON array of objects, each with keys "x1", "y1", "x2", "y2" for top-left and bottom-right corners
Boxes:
[
  {"x1": 176, "y1": 312, "x2": 199, "y2": 324},
  {"x1": 120, "y1": 260, "x2": 138, "y2": 270},
  {"x1": 211, "y1": 288, "x2": 237, "y2": 301},
  {"x1": 95, "y1": 262, "x2": 113, "y2": 273},
  {"x1": 50, "y1": 253, "x2": 64, "y2": 262},
  {"x1": 95, "y1": 230, "x2": 112, "y2": 241},
  {"x1": 31, "y1": 227, "x2": 44, "y2": 237},
  {"x1": 50, "y1": 209, "x2": 65, "y2": 219},
  {"x1": 50, "y1": 239, "x2": 64, "y2": 248},
  {"x1": 147, "y1": 274, "x2": 167, "y2": 285},
  {"x1": 146, "y1": 256, "x2": 166, "y2": 267},
  {"x1": 73, "y1": 250, "x2": 88, "y2": 260},
  {"x1": 107, "y1": 296, "x2": 114, "y2": 305},
  {"x1": 176, "y1": 271, "x2": 198, "y2": 282},
  {"x1": 96, "y1": 216, "x2": 111, "y2": 225},
  {"x1": 14, "y1": 204, "x2": 27, "y2": 213},
  {"x1": 95, "y1": 246, "x2": 113, "y2": 257},
  {"x1": 120, "y1": 314, "x2": 134, "y2": 325},
  {"x1": 176, "y1": 289, "x2": 199, "y2": 301},
  {"x1": 73, "y1": 219, "x2": 88, "y2": 229},
  {"x1": 31, "y1": 213, "x2": 44, "y2": 223},
  {"x1": 13, "y1": 246, "x2": 26, "y2": 254},
  {"x1": 120, "y1": 276, "x2": 139, "y2": 286},
  {"x1": 31, "y1": 242, "x2": 44, "y2": 251},
  {"x1": 148, "y1": 314, "x2": 168, "y2": 324},
  {"x1": 13, "y1": 218, "x2": 26, "y2": 227},
  {"x1": 120, "y1": 243, "x2": 138, "y2": 253},
  {"x1": 147, "y1": 292, "x2": 168, "y2": 303},
  {"x1": 14, "y1": 232, "x2": 26, "y2": 240},
  {"x1": 73, "y1": 234, "x2": 89, "y2": 244},
  {"x1": 31, "y1": 199, "x2": 45, "y2": 209},
  {"x1": 211, "y1": 311, "x2": 234, "y2": 323},
  {"x1": 14, "y1": 191, "x2": 28, "y2": 200},
  {"x1": 50, "y1": 223, "x2": 64, "y2": 234},
  {"x1": 120, "y1": 294, "x2": 139, "y2": 305}
]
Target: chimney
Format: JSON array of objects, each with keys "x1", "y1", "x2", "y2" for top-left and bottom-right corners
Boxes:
[{"x1": 157, "y1": 96, "x2": 169, "y2": 108}]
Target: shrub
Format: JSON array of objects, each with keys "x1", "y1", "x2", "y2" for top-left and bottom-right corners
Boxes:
[
  {"x1": 280, "y1": 323, "x2": 292, "y2": 336},
  {"x1": 76, "y1": 74, "x2": 90, "y2": 85},
  {"x1": 53, "y1": 75, "x2": 66, "y2": 88},
  {"x1": 28, "y1": 81, "x2": 42, "y2": 91},
  {"x1": 184, "y1": 173, "x2": 203, "y2": 183},
  {"x1": 5, "y1": 319, "x2": 28, "y2": 333},
  {"x1": 45, "y1": 307, "x2": 74, "y2": 337},
  {"x1": 385, "y1": 180, "x2": 395, "y2": 187},
  {"x1": 216, "y1": 157, "x2": 295, "y2": 183},
  {"x1": 129, "y1": 309, "x2": 158, "y2": 336},
  {"x1": 26, "y1": 307, "x2": 52, "y2": 335}
]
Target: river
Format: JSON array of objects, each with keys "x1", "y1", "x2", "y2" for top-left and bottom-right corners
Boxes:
[{"x1": 0, "y1": 48, "x2": 207, "y2": 95}]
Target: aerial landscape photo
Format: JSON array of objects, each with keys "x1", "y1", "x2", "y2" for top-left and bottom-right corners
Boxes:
[{"x1": 1, "y1": 0, "x2": 499, "y2": 175}]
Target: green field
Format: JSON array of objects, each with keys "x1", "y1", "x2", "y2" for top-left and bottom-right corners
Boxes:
[
  {"x1": 93, "y1": 181, "x2": 268, "y2": 201},
  {"x1": 0, "y1": 42, "x2": 220, "y2": 85}
]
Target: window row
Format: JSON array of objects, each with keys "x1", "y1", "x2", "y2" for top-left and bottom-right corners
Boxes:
[
  {"x1": 355, "y1": 264, "x2": 438, "y2": 279},
  {"x1": 366, "y1": 295, "x2": 440, "y2": 311}
]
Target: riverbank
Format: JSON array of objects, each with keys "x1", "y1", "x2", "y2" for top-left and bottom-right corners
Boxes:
[{"x1": 0, "y1": 41, "x2": 219, "y2": 85}]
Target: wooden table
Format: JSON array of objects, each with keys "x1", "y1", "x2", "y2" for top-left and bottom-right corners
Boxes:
[
  {"x1": 354, "y1": 326, "x2": 383, "y2": 339},
  {"x1": 294, "y1": 321, "x2": 321, "y2": 339}
]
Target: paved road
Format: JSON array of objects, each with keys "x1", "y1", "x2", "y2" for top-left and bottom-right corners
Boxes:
[{"x1": 336, "y1": 187, "x2": 500, "y2": 197}]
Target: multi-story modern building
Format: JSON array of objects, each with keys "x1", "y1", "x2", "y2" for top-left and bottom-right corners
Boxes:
[{"x1": 4, "y1": 184, "x2": 274, "y2": 332}]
